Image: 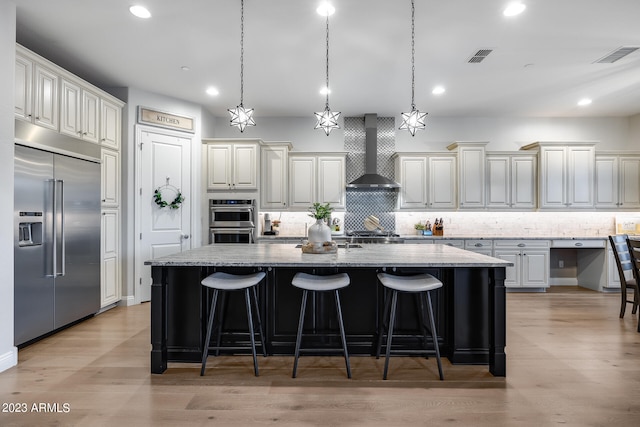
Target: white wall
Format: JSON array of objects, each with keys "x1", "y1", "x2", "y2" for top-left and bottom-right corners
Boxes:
[
  {"x1": 212, "y1": 116, "x2": 345, "y2": 151},
  {"x1": 630, "y1": 113, "x2": 640, "y2": 143},
  {"x1": 0, "y1": 0, "x2": 18, "y2": 373},
  {"x1": 210, "y1": 114, "x2": 635, "y2": 153}
]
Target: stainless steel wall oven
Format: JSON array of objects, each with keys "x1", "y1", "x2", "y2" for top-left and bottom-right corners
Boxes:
[{"x1": 209, "y1": 199, "x2": 255, "y2": 243}]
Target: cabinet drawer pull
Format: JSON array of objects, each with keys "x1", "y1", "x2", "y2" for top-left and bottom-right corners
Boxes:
[
  {"x1": 474, "y1": 243, "x2": 483, "y2": 247},
  {"x1": 575, "y1": 242, "x2": 583, "y2": 247},
  {"x1": 517, "y1": 243, "x2": 526, "y2": 247}
]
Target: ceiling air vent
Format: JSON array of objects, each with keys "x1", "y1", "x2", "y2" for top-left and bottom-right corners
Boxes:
[
  {"x1": 595, "y1": 46, "x2": 639, "y2": 63},
  {"x1": 467, "y1": 48, "x2": 493, "y2": 63}
]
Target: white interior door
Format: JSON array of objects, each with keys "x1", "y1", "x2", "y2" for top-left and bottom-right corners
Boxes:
[{"x1": 136, "y1": 128, "x2": 192, "y2": 302}]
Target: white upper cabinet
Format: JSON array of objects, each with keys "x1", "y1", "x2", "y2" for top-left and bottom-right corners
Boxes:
[
  {"x1": 394, "y1": 153, "x2": 456, "y2": 210},
  {"x1": 395, "y1": 155, "x2": 428, "y2": 209},
  {"x1": 595, "y1": 153, "x2": 640, "y2": 209},
  {"x1": 14, "y1": 53, "x2": 33, "y2": 122},
  {"x1": 486, "y1": 153, "x2": 537, "y2": 209},
  {"x1": 317, "y1": 156, "x2": 346, "y2": 207},
  {"x1": 15, "y1": 48, "x2": 59, "y2": 130},
  {"x1": 60, "y1": 77, "x2": 100, "y2": 143},
  {"x1": 523, "y1": 142, "x2": 596, "y2": 209},
  {"x1": 428, "y1": 155, "x2": 457, "y2": 209},
  {"x1": 15, "y1": 45, "x2": 124, "y2": 144},
  {"x1": 100, "y1": 98, "x2": 122, "y2": 149},
  {"x1": 260, "y1": 143, "x2": 291, "y2": 209},
  {"x1": 289, "y1": 153, "x2": 346, "y2": 209},
  {"x1": 205, "y1": 140, "x2": 259, "y2": 191},
  {"x1": 448, "y1": 142, "x2": 487, "y2": 209}
]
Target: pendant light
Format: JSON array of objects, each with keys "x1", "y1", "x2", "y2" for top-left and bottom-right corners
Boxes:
[
  {"x1": 228, "y1": 0, "x2": 256, "y2": 132},
  {"x1": 399, "y1": 0, "x2": 427, "y2": 136},
  {"x1": 314, "y1": 5, "x2": 340, "y2": 136}
]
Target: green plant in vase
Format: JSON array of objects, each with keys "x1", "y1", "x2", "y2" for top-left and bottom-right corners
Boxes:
[
  {"x1": 307, "y1": 202, "x2": 333, "y2": 244},
  {"x1": 308, "y1": 202, "x2": 333, "y2": 221}
]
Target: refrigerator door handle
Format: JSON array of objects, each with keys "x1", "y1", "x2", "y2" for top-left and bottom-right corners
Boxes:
[
  {"x1": 45, "y1": 179, "x2": 56, "y2": 277},
  {"x1": 55, "y1": 179, "x2": 65, "y2": 277}
]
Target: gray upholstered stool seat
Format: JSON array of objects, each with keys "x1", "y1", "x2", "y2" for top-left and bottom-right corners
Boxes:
[
  {"x1": 377, "y1": 273, "x2": 443, "y2": 293},
  {"x1": 200, "y1": 271, "x2": 266, "y2": 377},
  {"x1": 202, "y1": 271, "x2": 266, "y2": 290},
  {"x1": 376, "y1": 272, "x2": 444, "y2": 380},
  {"x1": 291, "y1": 272, "x2": 351, "y2": 379},
  {"x1": 291, "y1": 272, "x2": 350, "y2": 291}
]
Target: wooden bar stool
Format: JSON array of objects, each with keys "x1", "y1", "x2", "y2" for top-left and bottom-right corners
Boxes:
[
  {"x1": 291, "y1": 272, "x2": 351, "y2": 379},
  {"x1": 376, "y1": 272, "x2": 444, "y2": 380},
  {"x1": 200, "y1": 271, "x2": 266, "y2": 376}
]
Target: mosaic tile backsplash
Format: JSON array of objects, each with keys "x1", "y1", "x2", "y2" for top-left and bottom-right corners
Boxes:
[{"x1": 344, "y1": 116, "x2": 397, "y2": 232}]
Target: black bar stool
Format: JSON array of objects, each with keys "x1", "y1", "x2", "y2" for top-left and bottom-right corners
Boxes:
[
  {"x1": 376, "y1": 272, "x2": 444, "y2": 380},
  {"x1": 291, "y1": 272, "x2": 351, "y2": 379},
  {"x1": 200, "y1": 271, "x2": 266, "y2": 376}
]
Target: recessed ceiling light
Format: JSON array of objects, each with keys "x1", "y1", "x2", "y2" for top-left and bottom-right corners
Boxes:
[
  {"x1": 319, "y1": 86, "x2": 331, "y2": 95},
  {"x1": 130, "y1": 5, "x2": 151, "y2": 19},
  {"x1": 181, "y1": 66, "x2": 190, "y2": 71},
  {"x1": 503, "y1": 2, "x2": 526, "y2": 17},
  {"x1": 316, "y1": 1, "x2": 335, "y2": 16},
  {"x1": 206, "y1": 87, "x2": 220, "y2": 96},
  {"x1": 432, "y1": 86, "x2": 446, "y2": 95},
  {"x1": 577, "y1": 98, "x2": 592, "y2": 107}
]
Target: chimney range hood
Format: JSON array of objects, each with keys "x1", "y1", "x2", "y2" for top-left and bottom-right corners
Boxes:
[{"x1": 347, "y1": 114, "x2": 400, "y2": 189}]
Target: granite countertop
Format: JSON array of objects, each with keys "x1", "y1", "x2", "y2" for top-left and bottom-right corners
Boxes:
[
  {"x1": 145, "y1": 243, "x2": 513, "y2": 268},
  {"x1": 257, "y1": 235, "x2": 609, "y2": 241}
]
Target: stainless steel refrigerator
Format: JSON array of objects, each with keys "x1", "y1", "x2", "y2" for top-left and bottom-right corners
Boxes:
[{"x1": 14, "y1": 124, "x2": 101, "y2": 346}]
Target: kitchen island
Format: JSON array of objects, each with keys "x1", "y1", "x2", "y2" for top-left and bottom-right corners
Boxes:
[{"x1": 146, "y1": 243, "x2": 511, "y2": 376}]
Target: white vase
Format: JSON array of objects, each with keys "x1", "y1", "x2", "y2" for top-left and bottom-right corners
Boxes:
[{"x1": 308, "y1": 219, "x2": 332, "y2": 244}]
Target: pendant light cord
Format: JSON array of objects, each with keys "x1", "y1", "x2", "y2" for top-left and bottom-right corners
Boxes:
[
  {"x1": 410, "y1": 0, "x2": 416, "y2": 110},
  {"x1": 325, "y1": 13, "x2": 330, "y2": 108},
  {"x1": 240, "y1": 0, "x2": 245, "y2": 106}
]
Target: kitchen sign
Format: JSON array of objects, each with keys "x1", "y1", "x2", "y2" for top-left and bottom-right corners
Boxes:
[{"x1": 138, "y1": 107, "x2": 195, "y2": 133}]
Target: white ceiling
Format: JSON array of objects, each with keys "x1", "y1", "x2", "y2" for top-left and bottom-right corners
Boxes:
[{"x1": 14, "y1": 0, "x2": 640, "y2": 119}]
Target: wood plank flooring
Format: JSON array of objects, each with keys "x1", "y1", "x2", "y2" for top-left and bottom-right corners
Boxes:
[{"x1": 1, "y1": 287, "x2": 639, "y2": 426}]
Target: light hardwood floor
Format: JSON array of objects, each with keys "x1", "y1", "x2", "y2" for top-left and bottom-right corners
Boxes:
[{"x1": 1, "y1": 287, "x2": 639, "y2": 426}]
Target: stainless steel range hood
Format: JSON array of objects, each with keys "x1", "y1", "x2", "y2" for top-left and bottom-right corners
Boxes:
[{"x1": 347, "y1": 114, "x2": 400, "y2": 189}]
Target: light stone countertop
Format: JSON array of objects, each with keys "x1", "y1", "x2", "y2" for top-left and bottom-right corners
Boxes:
[
  {"x1": 145, "y1": 243, "x2": 513, "y2": 268},
  {"x1": 257, "y1": 235, "x2": 608, "y2": 241}
]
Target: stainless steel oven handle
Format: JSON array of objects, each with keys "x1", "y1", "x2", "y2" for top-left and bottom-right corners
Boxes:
[
  {"x1": 210, "y1": 207, "x2": 254, "y2": 212},
  {"x1": 210, "y1": 228, "x2": 254, "y2": 234}
]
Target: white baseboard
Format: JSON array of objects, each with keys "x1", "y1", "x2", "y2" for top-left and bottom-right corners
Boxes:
[
  {"x1": 549, "y1": 277, "x2": 579, "y2": 286},
  {"x1": 0, "y1": 347, "x2": 18, "y2": 373},
  {"x1": 119, "y1": 295, "x2": 137, "y2": 307}
]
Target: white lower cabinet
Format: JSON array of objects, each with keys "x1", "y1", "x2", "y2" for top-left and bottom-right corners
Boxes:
[
  {"x1": 494, "y1": 240, "x2": 550, "y2": 288},
  {"x1": 464, "y1": 240, "x2": 493, "y2": 256},
  {"x1": 101, "y1": 209, "x2": 121, "y2": 307},
  {"x1": 606, "y1": 248, "x2": 623, "y2": 289},
  {"x1": 439, "y1": 239, "x2": 464, "y2": 248}
]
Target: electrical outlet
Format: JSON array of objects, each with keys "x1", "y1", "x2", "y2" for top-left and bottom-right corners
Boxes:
[{"x1": 559, "y1": 260, "x2": 564, "y2": 268}]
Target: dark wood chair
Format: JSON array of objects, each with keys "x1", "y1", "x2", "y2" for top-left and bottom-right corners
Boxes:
[
  {"x1": 609, "y1": 235, "x2": 639, "y2": 318},
  {"x1": 625, "y1": 237, "x2": 640, "y2": 332}
]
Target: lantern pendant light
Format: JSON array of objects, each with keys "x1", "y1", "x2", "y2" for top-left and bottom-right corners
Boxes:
[
  {"x1": 399, "y1": 0, "x2": 427, "y2": 136},
  {"x1": 228, "y1": 0, "x2": 256, "y2": 132},
  {"x1": 314, "y1": 9, "x2": 340, "y2": 136}
]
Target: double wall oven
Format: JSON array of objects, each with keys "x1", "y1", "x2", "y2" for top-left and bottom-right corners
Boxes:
[{"x1": 209, "y1": 199, "x2": 255, "y2": 244}]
